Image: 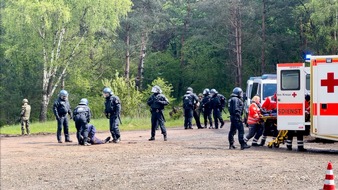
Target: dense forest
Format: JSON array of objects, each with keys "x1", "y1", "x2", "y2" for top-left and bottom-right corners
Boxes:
[{"x1": 1, "y1": 0, "x2": 337, "y2": 126}]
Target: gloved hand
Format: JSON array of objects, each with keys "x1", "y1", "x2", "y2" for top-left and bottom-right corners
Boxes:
[
  {"x1": 105, "y1": 113, "x2": 109, "y2": 119},
  {"x1": 69, "y1": 116, "x2": 73, "y2": 120},
  {"x1": 56, "y1": 116, "x2": 60, "y2": 121}
]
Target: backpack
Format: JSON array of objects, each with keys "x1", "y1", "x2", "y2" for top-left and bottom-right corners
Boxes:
[
  {"x1": 74, "y1": 106, "x2": 88, "y2": 123},
  {"x1": 183, "y1": 94, "x2": 193, "y2": 109}
]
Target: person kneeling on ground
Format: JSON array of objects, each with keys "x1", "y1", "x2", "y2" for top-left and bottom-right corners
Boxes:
[
  {"x1": 244, "y1": 96, "x2": 263, "y2": 146},
  {"x1": 80, "y1": 124, "x2": 110, "y2": 145}
]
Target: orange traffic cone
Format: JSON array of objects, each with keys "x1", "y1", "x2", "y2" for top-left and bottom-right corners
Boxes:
[{"x1": 323, "y1": 162, "x2": 336, "y2": 190}]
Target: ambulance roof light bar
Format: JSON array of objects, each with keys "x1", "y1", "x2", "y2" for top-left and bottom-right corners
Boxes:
[
  {"x1": 261, "y1": 74, "x2": 277, "y2": 79},
  {"x1": 305, "y1": 54, "x2": 311, "y2": 62}
]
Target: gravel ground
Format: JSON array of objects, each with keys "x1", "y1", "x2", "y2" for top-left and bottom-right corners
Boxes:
[{"x1": 1, "y1": 122, "x2": 337, "y2": 190}]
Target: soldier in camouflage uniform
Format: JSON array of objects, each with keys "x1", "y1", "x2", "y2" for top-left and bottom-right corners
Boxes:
[{"x1": 20, "y1": 99, "x2": 31, "y2": 135}]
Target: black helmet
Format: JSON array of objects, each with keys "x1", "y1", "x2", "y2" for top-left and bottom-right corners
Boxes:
[
  {"x1": 203, "y1": 88, "x2": 210, "y2": 95},
  {"x1": 210, "y1": 88, "x2": 218, "y2": 94},
  {"x1": 103, "y1": 87, "x2": 112, "y2": 94},
  {"x1": 232, "y1": 87, "x2": 243, "y2": 97},
  {"x1": 59, "y1": 90, "x2": 68, "y2": 100}
]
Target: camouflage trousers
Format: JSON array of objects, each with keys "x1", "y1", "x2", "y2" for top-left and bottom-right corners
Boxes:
[{"x1": 21, "y1": 120, "x2": 30, "y2": 135}]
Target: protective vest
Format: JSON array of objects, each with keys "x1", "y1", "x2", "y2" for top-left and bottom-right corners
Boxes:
[{"x1": 247, "y1": 102, "x2": 261, "y2": 125}]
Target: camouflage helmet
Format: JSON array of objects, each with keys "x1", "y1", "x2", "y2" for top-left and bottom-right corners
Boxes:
[
  {"x1": 22, "y1": 99, "x2": 28, "y2": 104},
  {"x1": 79, "y1": 98, "x2": 88, "y2": 106},
  {"x1": 151, "y1": 85, "x2": 162, "y2": 94}
]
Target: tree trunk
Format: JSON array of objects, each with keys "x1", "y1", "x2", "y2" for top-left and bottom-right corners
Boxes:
[
  {"x1": 236, "y1": 4, "x2": 242, "y2": 87},
  {"x1": 177, "y1": 0, "x2": 190, "y2": 97},
  {"x1": 261, "y1": 0, "x2": 266, "y2": 75},
  {"x1": 124, "y1": 24, "x2": 130, "y2": 81},
  {"x1": 230, "y1": 0, "x2": 243, "y2": 87},
  {"x1": 39, "y1": 93, "x2": 50, "y2": 121},
  {"x1": 136, "y1": 32, "x2": 146, "y2": 90}
]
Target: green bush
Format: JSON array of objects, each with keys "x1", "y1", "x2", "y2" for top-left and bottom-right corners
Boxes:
[
  {"x1": 102, "y1": 71, "x2": 144, "y2": 117},
  {"x1": 143, "y1": 77, "x2": 176, "y2": 104}
]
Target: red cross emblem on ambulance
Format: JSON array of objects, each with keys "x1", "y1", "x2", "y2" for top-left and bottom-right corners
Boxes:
[{"x1": 321, "y1": 72, "x2": 338, "y2": 93}]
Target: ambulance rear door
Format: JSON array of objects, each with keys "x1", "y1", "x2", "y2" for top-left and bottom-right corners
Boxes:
[
  {"x1": 311, "y1": 56, "x2": 338, "y2": 139},
  {"x1": 277, "y1": 63, "x2": 305, "y2": 130}
]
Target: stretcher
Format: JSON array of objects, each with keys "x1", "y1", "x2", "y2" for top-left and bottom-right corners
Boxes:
[{"x1": 261, "y1": 115, "x2": 288, "y2": 148}]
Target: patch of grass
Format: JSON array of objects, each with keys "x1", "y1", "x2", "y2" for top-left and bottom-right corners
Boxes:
[
  {"x1": 0, "y1": 110, "x2": 229, "y2": 135},
  {"x1": 0, "y1": 117, "x2": 183, "y2": 135}
]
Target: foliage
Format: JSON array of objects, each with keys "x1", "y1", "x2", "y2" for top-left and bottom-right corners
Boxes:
[
  {"x1": 143, "y1": 77, "x2": 176, "y2": 104},
  {"x1": 1, "y1": 0, "x2": 338, "y2": 125},
  {"x1": 102, "y1": 71, "x2": 144, "y2": 117}
]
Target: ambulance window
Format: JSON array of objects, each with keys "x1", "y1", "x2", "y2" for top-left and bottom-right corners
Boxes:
[
  {"x1": 263, "y1": 84, "x2": 277, "y2": 100},
  {"x1": 306, "y1": 74, "x2": 310, "y2": 91},
  {"x1": 251, "y1": 83, "x2": 258, "y2": 99},
  {"x1": 257, "y1": 85, "x2": 262, "y2": 100},
  {"x1": 281, "y1": 70, "x2": 300, "y2": 90}
]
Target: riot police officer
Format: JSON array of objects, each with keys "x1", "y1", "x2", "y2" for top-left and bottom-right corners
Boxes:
[
  {"x1": 183, "y1": 89, "x2": 194, "y2": 129},
  {"x1": 210, "y1": 89, "x2": 225, "y2": 129},
  {"x1": 187, "y1": 87, "x2": 203, "y2": 129},
  {"x1": 200, "y1": 88, "x2": 213, "y2": 129},
  {"x1": 228, "y1": 87, "x2": 250, "y2": 150},
  {"x1": 53, "y1": 90, "x2": 73, "y2": 143},
  {"x1": 73, "y1": 98, "x2": 91, "y2": 146},
  {"x1": 103, "y1": 87, "x2": 122, "y2": 143},
  {"x1": 147, "y1": 85, "x2": 169, "y2": 141},
  {"x1": 20, "y1": 98, "x2": 31, "y2": 135}
]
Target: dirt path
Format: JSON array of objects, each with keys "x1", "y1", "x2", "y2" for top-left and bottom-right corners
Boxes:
[{"x1": 1, "y1": 122, "x2": 337, "y2": 190}]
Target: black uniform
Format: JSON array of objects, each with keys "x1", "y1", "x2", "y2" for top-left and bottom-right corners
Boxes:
[
  {"x1": 210, "y1": 94, "x2": 225, "y2": 129},
  {"x1": 104, "y1": 95, "x2": 121, "y2": 141},
  {"x1": 228, "y1": 93, "x2": 245, "y2": 147},
  {"x1": 183, "y1": 92, "x2": 194, "y2": 129},
  {"x1": 73, "y1": 104, "x2": 91, "y2": 145},
  {"x1": 147, "y1": 93, "x2": 169, "y2": 139},
  {"x1": 190, "y1": 93, "x2": 203, "y2": 129},
  {"x1": 201, "y1": 95, "x2": 213, "y2": 128},
  {"x1": 53, "y1": 98, "x2": 72, "y2": 142}
]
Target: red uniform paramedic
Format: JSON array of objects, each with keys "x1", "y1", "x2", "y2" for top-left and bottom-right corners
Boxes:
[{"x1": 244, "y1": 96, "x2": 263, "y2": 146}]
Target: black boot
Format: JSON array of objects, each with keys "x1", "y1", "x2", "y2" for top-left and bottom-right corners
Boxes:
[
  {"x1": 163, "y1": 134, "x2": 167, "y2": 141},
  {"x1": 104, "y1": 137, "x2": 111, "y2": 143},
  {"x1": 220, "y1": 121, "x2": 225, "y2": 128},
  {"x1": 287, "y1": 145, "x2": 292, "y2": 151},
  {"x1": 148, "y1": 137, "x2": 155, "y2": 141},
  {"x1": 241, "y1": 143, "x2": 251, "y2": 150},
  {"x1": 259, "y1": 139, "x2": 266, "y2": 146},
  {"x1": 297, "y1": 147, "x2": 307, "y2": 152},
  {"x1": 229, "y1": 144, "x2": 236, "y2": 149}
]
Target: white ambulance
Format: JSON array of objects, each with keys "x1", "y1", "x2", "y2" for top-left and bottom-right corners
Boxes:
[{"x1": 276, "y1": 55, "x2": 338, "y2": 141}]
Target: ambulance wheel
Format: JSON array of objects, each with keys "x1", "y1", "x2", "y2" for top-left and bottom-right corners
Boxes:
[{"x1": 273, "y1": 143, "x2": 279, "y2": 148}]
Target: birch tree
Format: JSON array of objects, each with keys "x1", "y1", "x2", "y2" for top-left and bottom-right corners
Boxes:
[{"x1": 2, "y1": 0, "x2": 132, "y2": 121}]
